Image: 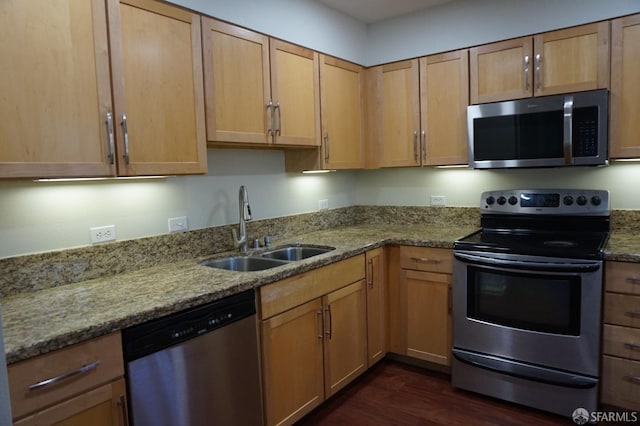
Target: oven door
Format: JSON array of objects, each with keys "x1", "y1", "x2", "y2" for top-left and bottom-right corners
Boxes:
[{"x1": 453, "y1": 250, "x2": 602, "y2": 376}]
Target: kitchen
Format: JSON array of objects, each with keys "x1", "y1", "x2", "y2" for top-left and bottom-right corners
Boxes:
[{"x1": 2, "y1": 0, "x2": 640, "y2": 424}]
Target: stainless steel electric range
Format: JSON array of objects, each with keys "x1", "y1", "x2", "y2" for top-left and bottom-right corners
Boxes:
[{"x1": 452, "y1": 189, "x2": 610, "y2": 417}]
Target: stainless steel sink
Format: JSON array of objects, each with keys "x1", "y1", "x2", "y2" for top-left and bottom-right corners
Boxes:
[
  {"x1": 200, "y1": 256, "x2": 289, "y2": 272},
  {"x1": 259, "y1": 244, "x2": 335, "y2": 261}
]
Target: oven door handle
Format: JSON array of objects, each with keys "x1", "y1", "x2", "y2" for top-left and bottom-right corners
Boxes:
[{"x1": 454, "y1": 252, "x2": 601, "y2": 272}]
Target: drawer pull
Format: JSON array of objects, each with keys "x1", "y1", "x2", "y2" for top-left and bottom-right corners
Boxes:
[
  {"x1": 626, "y1": 311, "x2": 640, "y2": 318},
  {"x1": 411, "y1": 257, "x2": 441, "y2": 264},
  {"x1": 625, "y1": 342, "x2": 640, "y2": 351},
  {"x1": 627, "y1": 277, "x2": 640, "y2": 284},
  {"x1": 28, "y1": 361, "x2": 101, "y2": 392},
  {"x1": 627, "y1": 376, "x2": 640, "y2": 385}
]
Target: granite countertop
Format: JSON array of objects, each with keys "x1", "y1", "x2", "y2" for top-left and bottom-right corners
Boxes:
[
  {"x1": 3, "y1": 224, "x2": 640, "y2": 365},
  {"x1": 1, "y1": 224, "x2": 474, "y2": 364}
]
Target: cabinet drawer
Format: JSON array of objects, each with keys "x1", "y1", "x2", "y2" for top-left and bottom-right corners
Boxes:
[
  {"x1": 602, "y1": 355, "x2": 640, "y2": 411},
  {"x1": 606, "y1": 262, "x2": 640, "y2": 295},
  {"x1": 603, "y1": 324, "x2": 640, "y2": 361},
  {"x1": 259, "y1": 255, "x2": 365, "y2": 319},
  {"x1": 8, "y1": 332, "x2": 124, "y2": 420},
  {"x1": 604, "y1": 293, "x2": 640, "y2": 328},
  {"x1": 400, "y1": 247, "x2": 452, "y2": 273}
]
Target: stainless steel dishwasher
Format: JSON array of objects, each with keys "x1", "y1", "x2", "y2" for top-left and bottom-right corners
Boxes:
[{"x1": 122, "y1": 289, "x2": 263, "y2": 426}]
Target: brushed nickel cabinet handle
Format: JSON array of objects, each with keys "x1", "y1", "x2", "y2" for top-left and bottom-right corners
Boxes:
[
  {"x1": 275, "y1": 101, "x2": 282, "y2": 136},
  {"x1": 524, "y1": 55, "x2": 530, "y2": 91},
  {"x1": 325, "y1": 305, "x2": 332, "y2": 340},
  {"x1": 413, "y1": 131, "x2": 418, "y2": 162},
  {"x1": 117, "y1": 394, "x2": 129, "y2": 426},
  {"x1": 535, "y1": 53, "x2": 542, "y2": 90},
  {"x1": 626, "y1": 277, "x2": 640, "y2": 284},
  {"x1": 624, "y1": 342, "x2": 640, "y2": 350},
  {"x1": 627, "y1": 376, "x2": 640, "y2": 385},
  {"x1": 121, "y1": 114, "x2": 130, "y2": 165},
  {"x1": 421, "y1": 130, "x2": 426, "y2": 162},
  {"x1": 410, "y1": 256, "x2": 441, "y2": 264},
  {"x1": 106, "y1": 112, "x2": 115, "y2": 165},
  {"x1": 367, "y1": 258, "x2": 374, "y2": 288},
  {"x1": 316, "y1": 310, "x2": 324, "y2": 340},
  {"x1": 626, "y1": 311, "x2": 640, "y2": 318},
  {"x1": 266, "y1": 100, "x2": 274, "y2": 138},
  {"x1": 324, "y1": 132, "x2": 330, "y2": 162},
  {"x1": 28, "y1": 361, "x2": 100, "y2": 392}
]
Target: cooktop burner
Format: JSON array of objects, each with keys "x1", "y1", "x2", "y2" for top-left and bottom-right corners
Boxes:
[{"x1": 454, "y1": 189, "x2": 611, "y2": 260}]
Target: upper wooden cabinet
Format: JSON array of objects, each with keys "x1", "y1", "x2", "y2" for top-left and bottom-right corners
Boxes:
[
  {"x1": 202, "y1": 19, "x2": 320, "y2": 148},
  {"x1": 419, "y1": 50, "x2": 469, "y2": 166},
  {"x1": 109, "y1": 0, "x2": 207, "y2": 176},
  {"x1": 0, "y1": 0, "x2": 207, "y2": 178},
  {"x1": 0, "y1": 0, "x2": 114, "y2": 178},
  {"x1": 610, "y1": 14, "x2": 640, "y2": 159},
  {"x1": 368, "y1": 51, "x2": 468, "y2": 168},
  {"x1": 470, "y1": 22, "x2": 609, "y2": 104},
  {"x1": 284, "y1": 55, "x2": 365, "y2": 172}
]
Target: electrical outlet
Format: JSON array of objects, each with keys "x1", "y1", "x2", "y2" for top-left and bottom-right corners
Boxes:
[
  {"x1": 168, "y1": 216, "x2": 188, "y2": 232},
  {"x1": 430, "y1": 195, "x2": 446, "y2": 206},
  {"x1": 318, "y1": 199, "x2": 329, "y2": 210},
  {"x1": 90, "y1": 225, "x2": 116, "y2": 243}
]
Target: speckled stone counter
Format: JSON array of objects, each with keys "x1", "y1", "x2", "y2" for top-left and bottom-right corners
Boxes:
[
  {"x1": 604, "y1": 232, "x2": 640, "y2": 263},
  {"x1": 1, "y1": 224, "x2": 476, "y2": 364}
]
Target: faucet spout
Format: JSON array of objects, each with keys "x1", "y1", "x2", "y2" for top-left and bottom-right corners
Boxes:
[{"x1": 233, "y1": 185, "x2": 252, "y2": 253}]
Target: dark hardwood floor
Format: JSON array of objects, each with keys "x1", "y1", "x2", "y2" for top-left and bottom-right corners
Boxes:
[{"x1": 297, "y1": 360, "x2": 571, "y2": 425}]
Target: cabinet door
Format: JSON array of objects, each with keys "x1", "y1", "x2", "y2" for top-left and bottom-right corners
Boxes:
[
  {"x1": 611, "y1": 14, "x2": 640, "y2": 159},
  {"x1": 533, "y1": 22, "x2": 609, "y2": 97},
  {"x1": 202, "y1": 18, "x2": 271, "y2": 145},
  {"x1": 401, "y1": 269, "x2": 452, "y2": 366},
  {"x1": 320, "y1": 55, "x2": 365, "y2": 169},
  {"x1": 270, "y1": 39, "x2": 320, "y2": 147},
  {"x1": 366, "y1": 248, "x2": 387, "y2": 366},
  {"x1": 470, "y1": 37, "x2": 533, "y2": 104},
  {"x1": 323, "y1": 280, "x2": 368, "y2": 397},
  {"x1": 261, "y1": 299, "x2": 324, "y2": 426},
  {"x1": 14, "y1": 379, "x2": 127, "y2": 426},
  {"x1": 0, "y1": 0, "x2": 115, "y2": 178},
  {"x1": 420, "y1": 50, "x2": 469, "y2": 166},
  {"x1": 108, "y1": 0, "x2": 207, "y2": 175},
  {"x1": 378, "y1": 60, "x2": 421, "y2": 167}
]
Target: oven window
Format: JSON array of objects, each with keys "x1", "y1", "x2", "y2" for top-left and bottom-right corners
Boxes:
[{"x1": 467, "y1": 267, "x2": 581, "y2": 335}]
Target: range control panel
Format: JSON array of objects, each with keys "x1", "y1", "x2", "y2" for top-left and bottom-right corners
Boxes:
[{"x1": 481, "y1": 189, "x2": 610, "y2": 215}]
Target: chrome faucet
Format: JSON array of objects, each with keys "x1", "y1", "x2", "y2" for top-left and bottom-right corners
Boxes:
[{"x1": 232, "y1": 185, "x2": 252, "y2": 253}]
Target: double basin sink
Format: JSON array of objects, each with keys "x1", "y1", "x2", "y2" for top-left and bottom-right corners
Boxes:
[{"x1": 200, "y1": 244, "x2": 335, "y2": 272}]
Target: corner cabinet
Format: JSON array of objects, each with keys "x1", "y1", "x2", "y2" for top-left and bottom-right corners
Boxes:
[
  {"x1": 8, "y1": 333, "x2": 128, "y2": 425},
  {"x1": 285, "y1": 55, "x2": 365, "y2": 172},
  {"x1": 0, "y1": 0, "x2": 207, "y2": 178},
  {"x1": 258, "y1": 255, "x2": 366, "y2": 426},
  {"x1": 610, "y1": 14, "x2": 640, "y2": 159},
  {"x1": 470, "y1": 22, "x2": 609, "y2": 103},
  {"x1": 202, "y1": 18, "x2": 320, "y2": 148}
]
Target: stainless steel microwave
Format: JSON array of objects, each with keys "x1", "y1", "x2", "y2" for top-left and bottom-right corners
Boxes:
[{"x1": 467, "y1": 89, "x2": 608, "y2": 169}]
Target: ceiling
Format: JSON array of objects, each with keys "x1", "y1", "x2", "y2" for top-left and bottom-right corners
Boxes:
[{"x1": 316, "y1": 0, "x2": 455, "y2": 24}]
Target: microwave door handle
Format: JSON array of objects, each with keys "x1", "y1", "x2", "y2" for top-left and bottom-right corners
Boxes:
[
  {"x1": 563, "y1": 95, "x2": 574, "y2": 165},
  {"x1": 454, "y1": 251, "x2": 601, "y2": 273}
]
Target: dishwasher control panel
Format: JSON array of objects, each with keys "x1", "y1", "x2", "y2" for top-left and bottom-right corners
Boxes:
[{"x1": 122, "y1": 289, "x2": 256, "y2": 362}]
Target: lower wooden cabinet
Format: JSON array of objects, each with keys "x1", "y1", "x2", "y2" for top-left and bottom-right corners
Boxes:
[
  {"x1": 366, "y1": 247, "x2": 387, "y2": 366},
  {"x1": 258, "y1": 255, "x2": 367, "y2": 426},
  {"x1": 8, "y1": 332, "x2": 128, "y2": 425},
  {"x1": 389, "y1": 246, "x2": 453, "y2": 366},
  {"x1": 602, "y1": 261, "x2": 640, "y2": 411}
]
